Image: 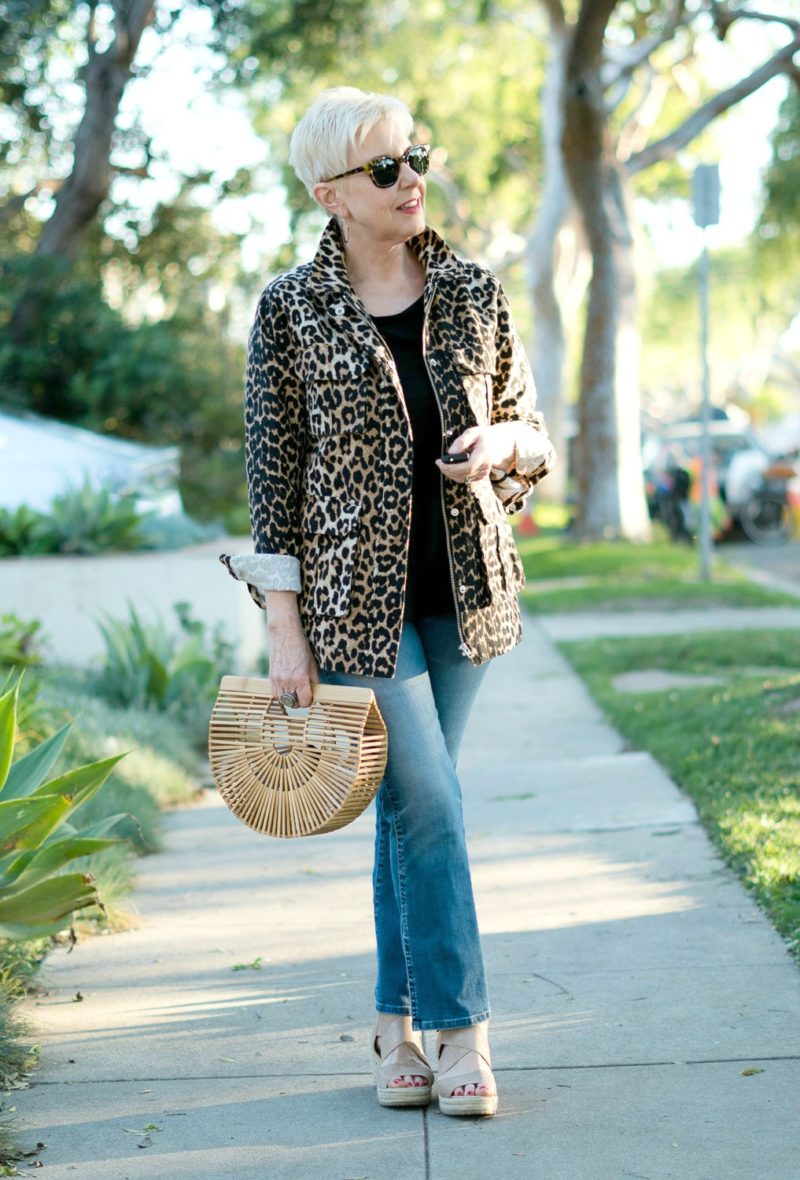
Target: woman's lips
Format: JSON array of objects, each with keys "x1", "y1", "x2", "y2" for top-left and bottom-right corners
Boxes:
[{"x1": 397, "y1": 196, "x2": 423, "y2": 213}]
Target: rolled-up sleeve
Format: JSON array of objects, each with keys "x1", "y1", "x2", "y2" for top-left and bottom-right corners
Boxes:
[{"x1": 219, "y1": 287, "x2": 307, "y2": 608}]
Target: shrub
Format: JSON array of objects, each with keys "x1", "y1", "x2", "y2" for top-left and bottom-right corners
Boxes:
[
  {"x1": 37, "y1": 668, "x2": 202, "y2": 853},
  {"x1": 40, "y1": 478, "x2": 151, "y2": 555},
  {"x1": 0, "y1": 506, "x2": 51, "y2": 557},
  {"x1": 0, "y1": 616, "x2": 42, "y2": 670},
  {"x1": 94, "y1": 601, "x2": 233, "y2": 750}
]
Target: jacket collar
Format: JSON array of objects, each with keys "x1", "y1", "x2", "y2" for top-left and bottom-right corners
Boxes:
[{"x1": 308, "y1": 217, "x2": 462, "y2": 294}]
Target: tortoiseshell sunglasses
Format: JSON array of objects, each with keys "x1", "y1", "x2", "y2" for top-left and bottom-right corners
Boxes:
[{"x1": 323, "y1": 144, "x2": 431, "y2": 189}]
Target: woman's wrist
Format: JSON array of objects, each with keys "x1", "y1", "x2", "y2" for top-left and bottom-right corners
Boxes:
[{"x1": 264, "y1": 590, "x2": 303, "y2": 633}]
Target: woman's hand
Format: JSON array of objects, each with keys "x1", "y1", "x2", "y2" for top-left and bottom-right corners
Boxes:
[
  {"x1": 263, "y1": 591, "x2": 319, "y2": 707},
  {"x1": 436, "y1": 424, "x2": 515, "y2": 484}
]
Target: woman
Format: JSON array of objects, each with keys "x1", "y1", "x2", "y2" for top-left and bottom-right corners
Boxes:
[{"x1": 221, "y1": 86, "x2": 554, "y2": 1118}]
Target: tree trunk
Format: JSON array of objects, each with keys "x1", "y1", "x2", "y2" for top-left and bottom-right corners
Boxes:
[
  {"x1": 526, "y1": 19, "x2": 572, "y2": 504},
  {"x1": 562, "y1": 1, "x2": 651, "y2": 540},
  {"x1": 9, "y1": 0, "x2": 154, "y2": 341}
]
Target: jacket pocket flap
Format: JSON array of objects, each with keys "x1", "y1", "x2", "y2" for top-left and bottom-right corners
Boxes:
[{"x1": 302, "y1": 496, "x2": 360, "y2": 537}]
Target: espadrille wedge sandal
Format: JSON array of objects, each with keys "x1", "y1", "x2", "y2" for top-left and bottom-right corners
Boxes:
[
  {"x1": 371, "y1": 1030, "x2": 433, "y2": 1108},
  {"x1": 434, "y1": 1033, "x2": 498, "y2": 1117}
]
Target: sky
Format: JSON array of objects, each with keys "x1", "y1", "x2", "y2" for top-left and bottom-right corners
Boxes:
[{"x1": 110, "y1": 4, "x2": 795, "y2": 276}]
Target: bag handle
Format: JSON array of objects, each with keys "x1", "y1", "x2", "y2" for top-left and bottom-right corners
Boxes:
[{"x1": 217, "y1": 675, "x2": 376, "y2": 707}]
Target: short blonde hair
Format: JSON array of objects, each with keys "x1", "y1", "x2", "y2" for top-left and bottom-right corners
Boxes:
[{"x1": 289, "y1": 86, "x2": 414, "y2": 200}]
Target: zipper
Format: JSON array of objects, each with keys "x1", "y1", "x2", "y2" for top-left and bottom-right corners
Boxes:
[
  {"x1": 421, "y1": 282, "x2": 472, "y2": 660},
  {"x1": 367, "y1": 320, "x2": 415, "y2": 629}
]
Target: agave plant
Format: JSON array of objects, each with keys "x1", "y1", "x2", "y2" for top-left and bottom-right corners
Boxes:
[
  {"x1": 95, "y1": 601, "x2": 225, "y2": 714},
  {"x1": 45, "y1": 477, "x2": 151, "y2": 555},
  {"x1": 0, "y1": 678, "x2": 128, "y2": 940},
  {"x1": 0, "y1": 504, "x2": 52, "y2": 557}
]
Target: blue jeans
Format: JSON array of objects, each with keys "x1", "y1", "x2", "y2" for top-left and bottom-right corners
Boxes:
[{"x1": 318, "y1": 613, "x2": 490, "y2": 1031}]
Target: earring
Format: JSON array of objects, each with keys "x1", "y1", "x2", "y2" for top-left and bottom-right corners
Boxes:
[{"x1": 339, "y1": 217, "x2": 350, "y2": 244}]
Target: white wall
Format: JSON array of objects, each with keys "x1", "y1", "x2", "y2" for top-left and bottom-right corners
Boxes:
[{"x1": 0, "y1": 539, "x2": 267, "y2": 673}]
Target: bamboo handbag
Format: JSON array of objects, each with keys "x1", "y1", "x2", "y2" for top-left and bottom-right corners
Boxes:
[{"x1": 208, "y1": 677, "x2": 388, "y2": 838}]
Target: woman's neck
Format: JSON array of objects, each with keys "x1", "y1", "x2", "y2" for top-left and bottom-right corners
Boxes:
[{"x1": 345, "y1": 233, "x2": 425, "y2": 317}]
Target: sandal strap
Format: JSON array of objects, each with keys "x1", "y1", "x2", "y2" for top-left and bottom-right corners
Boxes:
[
  {"x1": 435, "y1": 1042, "x2": 495, "y2": 1098},
  {"x1": 374, "y1": 1037, "x2": 433, "y2": 1088}
]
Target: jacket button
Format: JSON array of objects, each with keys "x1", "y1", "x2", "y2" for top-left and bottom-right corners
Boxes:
[
  {"x1": 458, "y1": 584, "x2": 467, "y2": 595},
  {"x1": 430, "y1": 357, "x2": 438, "y2": 367},
  {"x1": 450, "y1": 507, "x2": 458, "y2": 517},
  {"x1": 333, "y1": 303, "x2": 346, "y2": 315}
]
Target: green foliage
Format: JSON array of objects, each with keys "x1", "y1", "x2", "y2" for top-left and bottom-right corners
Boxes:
[
  {"x1": 0, "y1": 617, "x2": 42, "y2": 670},
  {"x1": 0, "y1": 254, "x2": 247, "y2": 523},
  {"x1": 38, "y1": 667, "x2": 202, "y2": 853},
  {"x1": 640, "y1": 241, "x2": 800, "y2": 421},
  {"x1": 0, "y1": 505, "x2": 52, "y2": 557},
  {"x1": 94, "y1": 602, "x2": 233, "y2": 751},
  {"x1": 39, "y1": 478, "x2": 149, "y2": 556},
  {"x1": 761, "y1": 87, "x2": 800, "y2": 244},
  {"x1": 254, "y1": 0, "x2": 547, "y2": 302},
  {"x1": 0, "y1": 481, "x2": 148, "y2": 556},
  {"x1": 0, "y1": 679, "x2": 127, "y2": 941},
  {"x1": 560, "y1": 629, "x2": 800, "y2": 959}
]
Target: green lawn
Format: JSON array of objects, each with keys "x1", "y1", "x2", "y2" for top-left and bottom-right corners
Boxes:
[
  {"x1": 558, "y1": 629, "x2": 800, "y2": 960},
  {"x1": 515, "y1": 536, "x2": 797, "y2": 612}
]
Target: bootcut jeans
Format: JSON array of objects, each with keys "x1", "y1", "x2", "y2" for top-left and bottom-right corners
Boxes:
[{"x1": 318, "y1": 612, "x2": 491, "y2": 1031}]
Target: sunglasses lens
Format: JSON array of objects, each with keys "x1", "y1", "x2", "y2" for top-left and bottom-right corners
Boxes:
[
  {"x1": 370, "y1": 157, "x2": 400, "y2": 187},
  {"x1": 408, "y1": 146, "x2": 430, "y2": 175}
]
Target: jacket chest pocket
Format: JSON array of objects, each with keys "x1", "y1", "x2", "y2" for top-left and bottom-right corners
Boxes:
[
  {"x1": 301, "y1": 347, "x2": 370, "y2": 437},
  {"x1": 301, "y1": 496, "x2": 361, "y2": 618}
]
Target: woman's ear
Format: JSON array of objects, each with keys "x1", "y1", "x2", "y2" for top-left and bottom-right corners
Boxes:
[{"x1": 313, "y1": 181, "x2": 347, "y2": 218}]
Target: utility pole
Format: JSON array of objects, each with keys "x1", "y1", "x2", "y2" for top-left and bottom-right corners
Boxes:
[{"x1": 692, "y1": 163, "x2": 720, "y2": 583}]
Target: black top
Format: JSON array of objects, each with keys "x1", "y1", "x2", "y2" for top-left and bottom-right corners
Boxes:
[{"x1": 371, "y1": 295, "x2": 455, "y2": 620}]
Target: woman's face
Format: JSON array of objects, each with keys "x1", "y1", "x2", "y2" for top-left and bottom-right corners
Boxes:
[{"x1": 336, "y1": 119, "x2": 426, "y2": 246}]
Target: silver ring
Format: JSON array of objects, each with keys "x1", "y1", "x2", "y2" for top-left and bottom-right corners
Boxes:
[{"x1": 279, "y1": 690, "x2": 299, "y2": 708}]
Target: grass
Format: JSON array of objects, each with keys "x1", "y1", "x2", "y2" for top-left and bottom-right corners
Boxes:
[
  {"x1": 515, "y1": 534, "x2": 798, "y2": 612},
  {"x1": 558, "y1": 629, "x2": 800, "y2": 960},
  {"x1": 0, "y1": 940, "x2": 48, "y2": 1168}
]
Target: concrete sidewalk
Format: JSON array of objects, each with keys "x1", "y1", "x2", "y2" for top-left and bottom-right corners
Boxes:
[{"x1": 14, "y1": 618, "x2": 800, "y2": 1179}]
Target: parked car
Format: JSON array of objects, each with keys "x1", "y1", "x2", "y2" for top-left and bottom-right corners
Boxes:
[{"x1": 641, "y1": 421, "x2": 793, "y2": 544}]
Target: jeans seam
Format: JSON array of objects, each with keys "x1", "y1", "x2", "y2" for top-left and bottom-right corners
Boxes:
[
  {"x1": 386, "y1": 783, "x2": 419, "y2": 1024},
  {"x1": 372, "y1": 798, "x2": 384, "y2": 1011}
]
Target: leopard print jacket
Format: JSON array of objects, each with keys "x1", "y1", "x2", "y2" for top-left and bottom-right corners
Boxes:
[{"x1": 220, "y1": 218, "x2": 555, "y2": 678}]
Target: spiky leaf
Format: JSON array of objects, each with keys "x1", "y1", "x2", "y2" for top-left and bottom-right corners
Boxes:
[
  {"x1": 0, "y1": 679, "x2": 21, "y2": 791},
  {"x1": 0, "y1": 871, "x2": 99, "y2": 937},
  {"x1": 2, "y1": 719, "x2": 74, "y2": 800},
  {"x1": 31, "y1": 753, "x2": 128, "y2": 819},
  {"x1": 3, "y1": 836, "x2": 121, "y2": 888},
  {"x1": 0, "y1": 795, "x2": 72, "y2": 851}
]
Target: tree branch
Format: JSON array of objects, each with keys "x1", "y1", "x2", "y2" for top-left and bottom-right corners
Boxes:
[
  {"x1": 707, "y1": 2, "x2": 800, "y2": 39},
  {"x1": 626, "y1": 32, "x2": 800, "y2": 174},
  {"x1": 86, "y1": 0, "x2": 99, "y2": 60},
  {"x1": 571, "y1": 0, "x2": 619, "y2": 70},
  {"x1": 603, "y1": 0, "x2": 688, "y2": 89},
  {"x1": 538, "y1": 0, "x2": 567, "y2": 32}
]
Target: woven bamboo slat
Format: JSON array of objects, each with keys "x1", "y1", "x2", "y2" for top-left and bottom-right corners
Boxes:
[{"x1": 208, "y1": 676, "x2": 388, "y2": 838}]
